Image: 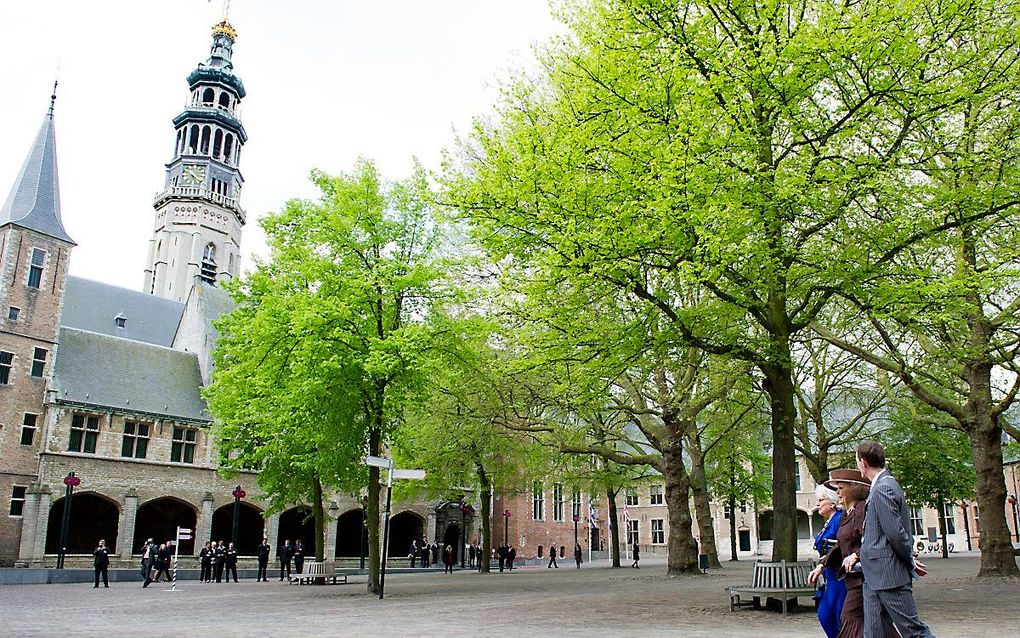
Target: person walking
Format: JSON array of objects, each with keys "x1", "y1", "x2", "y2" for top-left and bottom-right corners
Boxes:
[
  {"x1": 630, "y1": 541, "x2": 640, "y2": 568},
  {"x1": 293, "y1": 540, "x2": 305, "y2": 575},
  {"x1": 574, "y1": 543, "x2": 582, "y2": 569},
  {"x1": 808, "y1": 484, "x2": 846, "y2": 638},
  {"x1": 507, "y1": 545, "x2": 516, "y2": 571},
  {"x1": 443, "y1": 544, "x2": 455, "y2": 574},
  {"x1": 497, "y1": 545, "x2": 506, "y2": 572},
  {"x1": 409, "y1": 540, "x2": 418, "y2": 568},
  {"x1": 431, "y1": 542, "x2": 439, "y2": 567},
  {"x1": 199, "y1": 541, "x2": 213, "y2": 583},
  {"x1": 224, "y1": 542, "x2": 239, "y2": 582},
  {"x1": 278, "y1": 540, "x2": 293, "y2": 581},
  {"x1": 145, "y1": 543, "x2": 170, "y2": 587},
  {"x1": 856, "y1": 442, "x2": 935, "y2": 638},
  {"x1": 809, "y1": 469, "x2": 870, "y2": 637},
  {"x1": 421, "y1": 536, "x2": 431, "y2": 568},
  {"x1": 256, "y1": 537, "x2": 271, "y2": 582},
  {"x1": 92, "y1": 539, "x2": 110, "y2": 588},
  {"x1": 213, "y1": 540, "x2": 226, "y2": 583},
  {"x1": 547, "y1": 544, "x2": 559, "y2": 568},
  {"x1": 139, "y1": 538, "x2": 155, "y2": 583},
  {"x1": 468, "y1": 543, "x2": 475, "y2": 569}
]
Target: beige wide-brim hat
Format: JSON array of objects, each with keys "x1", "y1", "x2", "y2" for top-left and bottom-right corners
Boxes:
[{"x1": 823, "y1": 468, "x2": 871, "y2": 489}]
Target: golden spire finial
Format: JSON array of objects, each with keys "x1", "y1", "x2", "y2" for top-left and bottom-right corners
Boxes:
[{"x1": 211, "y1": 0, "x2": 237, "y2": 39}]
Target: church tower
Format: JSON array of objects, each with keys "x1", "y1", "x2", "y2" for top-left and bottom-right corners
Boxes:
[{"x1": 143, "y1": 19, "x2": 248, "y2": 302}]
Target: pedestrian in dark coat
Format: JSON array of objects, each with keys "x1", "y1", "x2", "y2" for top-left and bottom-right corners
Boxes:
[
  {"x1": 431, "y1": 542, "x2": 439, "y2": 566},
  {"x1": 421, "y1": 536, "x2": 431, "y2": 568},
  {"x1": 145, "y1": 543, "x2": 170, "y2": 587},
  {"x1": 548, "y1": 544, "x2": 559, "y2": 568},
  {"x1": 443, "y1": 544, "x2": 455, "y2": 574},
  {"x1": 507, "y1": 546, "x2": 516, "y2": 570},
  {"x1": 293, "y1": 540, "x2": 305, "y2": 574},
  {"x1": 213, "y1": 541, "x2": 226, "y2": 583},
  {"x1": 224, "y1": 542, "x2": 239, "y2": 582},
  {"x1": 93, "y1": 539, "x2": 110, "y2": 588},
  {"x1": 409, "y1": 540, "x2": 418, "y2": 568},
  {"x1": 278, "y1": 540, "x2": 293, "y2": 581},
  {"x1": 199, "y1": 541, "x2": 213, "y2": 583},
  {"x1": 630, "y1": 541, "x2": 640, "y2": 568},
  {"x1": 256, "y1": 538, "x2": 271, "y2": 582},
  {"x1": 140, "y1": 538, "x2": 155, "y2": 582},
  {"x1": 497, "y1": 545, "x2": 506, "y2": 572},
  {"x1": 574, "y1": 543, "x2": 583, "y2": 569}
]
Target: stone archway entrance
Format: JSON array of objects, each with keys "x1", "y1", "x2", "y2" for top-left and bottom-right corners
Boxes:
[
  {"x1": 45, "y1": 493, "x2": 120, "y2": 554},
  {"x1": 335, "y1": 509, "x2": 365, "y2": 558},
  {"x1": 388, "y1": 511, "x2": 424, "y2": 557},
  {"x1": 278, "y1": 506, "x2": 317, "y2": 556},
  {"x1": 133, "y1": 497, "x2": 197, "y2": 555},
  {"x1": 443, "y1": 523, "x2": 461, "y2": 563},
  {"x1": 210, "y1": 502, "x2": 264, "y2": 555}
]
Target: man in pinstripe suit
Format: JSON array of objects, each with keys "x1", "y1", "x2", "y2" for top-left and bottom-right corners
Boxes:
[{"x1": 856, "y1": 442, "x2": 935, "y2": 638}]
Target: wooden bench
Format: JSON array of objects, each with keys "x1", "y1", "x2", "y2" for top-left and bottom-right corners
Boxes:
[
  {"x1": 726, "y1": 560, "x2": 816, "y2": 615},
  {"x1": 289, "y1": 561, "x2": 348, "y2": 585}
]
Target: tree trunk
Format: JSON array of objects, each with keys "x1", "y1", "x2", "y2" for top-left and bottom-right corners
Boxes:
[
  {"x1": 729, "y1": 489, "x2": 739, "y2": 561},
  {"x1": 661, "y1": 419, "x2": 699, "y2": 575},
  {"x1": 686, "y1": 432, "x2": 721, "y2": 568},
  {"x1": 366, "y1": 426, "x2": 382, "y2": 593},
  {"x1": 967, "y1": 417, "x2": 1019, "y2": 576},
  {"x1": 477, "y1": 465, "x2": 491, "y2": 574},
  {"x1": 312, "y1": 476, "x2": 326, "y2": 561},
  {"x1": 762, "y1": 361, "x2": 799, "y2": 562},
  {"x1": 607, "y1": 488, "x2": 621, "y2": 567},
  {"x1": 936, "y1": 493, "x2": 948, "y2": 560}
]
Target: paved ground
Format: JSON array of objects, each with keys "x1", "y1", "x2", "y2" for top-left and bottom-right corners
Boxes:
[{"x1": 1, "y1": 554, "x2": 1016, "y2": 637}]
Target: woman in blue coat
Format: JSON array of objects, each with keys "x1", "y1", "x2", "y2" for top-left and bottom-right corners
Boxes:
[{"x1": 809, "y1": 484, "x2": 845, "y2": 638}]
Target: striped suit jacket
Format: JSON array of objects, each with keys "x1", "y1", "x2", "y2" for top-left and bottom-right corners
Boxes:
[{"x1": 860, "y1": 470, "x2": 914, "y2": 590}]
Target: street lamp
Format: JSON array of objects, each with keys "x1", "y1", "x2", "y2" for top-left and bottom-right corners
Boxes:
[
  {"x1": 573, "y1": 513, "x2": 580, "y2": 553},
  {"x1": 56, "y1": 472, "x2": 81, "y2": 569},
  {"x1": 366, "y1": 455, "x2": 425, "y2": 600},
  {"x1": 231, "y1": 485, "x2": 246, "y2": 548},
  {"x1": 503, "y1": 509, "x2": 511, "y2": 548}
]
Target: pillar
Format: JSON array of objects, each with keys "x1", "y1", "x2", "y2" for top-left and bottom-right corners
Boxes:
[
  {"x1": 427, "y1": 511, "x2": 438, "y2": 545},
  {"x1": 197, "y1": 492, "x2": 215, "y2": 551},
  {"x1": 18, "y1": 484, "x2": 50, "y2": 565},
  {"x1": 325, "y1": 503, "x2": 339, "y2": 562},
  {"x1": 32, "y1": 487, "x2": 53, "y2": 564},
  {"x1": 119, "y1": 489, "x2": 139, "y2": 559},
  {"x1": 266, "y1": 513, "x2": 280, "y2": 561}
]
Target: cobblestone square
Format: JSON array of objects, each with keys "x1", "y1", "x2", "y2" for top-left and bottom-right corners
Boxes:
[{"x1": 1, "y1": 555, "x2": 1015, "y2": 637}]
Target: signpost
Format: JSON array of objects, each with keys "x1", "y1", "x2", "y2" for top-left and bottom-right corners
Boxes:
[
  {"x1": 367, "y1": 455, "x2": 425, "y2": 600},
  {"x1": 172, "y1": 526, "x2": 193, "y2": 591}
]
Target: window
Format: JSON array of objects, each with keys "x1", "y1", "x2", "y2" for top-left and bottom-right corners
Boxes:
[
  {"x1": 532, "y1": 482, "x2": 545, "y2": 521},
  {"x1": 9, "y1": 486, "x2": 27, "y2": 516},
  {"x1": 973, "y1": 506, "x2": 980, "y2": 534},
  {"x1": 30, "y1": 348, "x2": 47, "y2": 378},
  {"x1": 625, "y1": 488, "x2": 638, "y2": 507},
  {"x1": 201, "y1": 243, "x2": 217, "y2": 284},
  {"x1": 0, "y1": 351, "x2": 13, "y2": 384},
  {"x1": 115, "y1": 314, "x2": 126, "y2": 329},
  {"x1": 909, "y1": 506, "x2": 924, "y2": 537},
  {"x1": 68, "y1": 414, "x2": 100, "y2": 453},
  {"x1": 121, "y1": 421, "x2": 149, "y2": 459},
  {"x1": 627, "y1": 519, "x2": 640, "y2": 546},
  {"x1": 571, "y1": 488, "x2": 581, "y2": 519},
  {"x1": 724, "y1": 502, "x2": 732, "y2": 519},
  {"x1": 27, "y1": 248, "x2": 45, "y2": 289},
  {"x1": 943, "y1": 503, "x2": 956, "y2": 535},
  {"x1": 171, "y1": 427, "x2": 197, "y2": 463},
  {"x1": 7, "y1": 306, "x2": 19, "y2": 321},
  {"x1": 794, "y1": 462, "x2": 802, "y2": 492},
  {"x1": 553, "y1": 483, "x2": 564, "y2": 522},
  {"x1": 651, "y1": 519, "x2": 665, "y2": 544},
  {"x1": 20, "y1": 414, "x2": 37, "y2": 446},
  {"x1": 649, "y1": 485, "x2": 663, "y2": 505}
]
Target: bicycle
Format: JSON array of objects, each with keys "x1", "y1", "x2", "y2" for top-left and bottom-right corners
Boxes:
[{"x1": 915, "y1": 540, "x2": 955, "y2": 554}]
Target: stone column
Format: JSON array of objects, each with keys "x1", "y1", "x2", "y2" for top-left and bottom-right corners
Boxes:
[
  {"x1": 18, "y1": 484, "x2": 49, "y2": 564},
  {"x1": 33, "y1": 488, "x2": 53, "y2": 565},
  {"x1": 325, "y1": 503, "x2": 339, "y2": 562},
  {"x1": 119, "y1": 489, "x2": 139, "y2": 559},
  {"x1": 266, "y1": 513, "x2": 280, "y2": 561},
  {"x1": 197, "y1": 492, "x2": 215, "y2": 550},
  {"x1": 427, "y1": 511, "x2": 438, "y2": 545}
]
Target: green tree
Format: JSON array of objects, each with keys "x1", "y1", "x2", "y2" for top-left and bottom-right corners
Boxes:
[{"x1": 208, "y1": 158, "x2": 446, "y2": 590}]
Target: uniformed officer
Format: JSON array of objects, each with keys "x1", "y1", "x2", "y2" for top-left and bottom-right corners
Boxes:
[
  {"x1": 199, "y1": 541, "x2": 213, "y2": 583},
  {"x1": 224, "y1": 542, "x2": 239, "y2": 582},
  {"x1": 213, "y1": 540, "x2": 226, "y2": 583},
  {"x1": 256, "y1": 537, "x2": 271, "y2": 582}
]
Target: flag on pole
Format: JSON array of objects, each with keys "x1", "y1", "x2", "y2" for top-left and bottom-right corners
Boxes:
[
  {"x1": 624, "y1": 502, "x2": 631, "y2": 526},
  {"x1": 588, "y1": 500, "x2": 598, "y2": 529}
]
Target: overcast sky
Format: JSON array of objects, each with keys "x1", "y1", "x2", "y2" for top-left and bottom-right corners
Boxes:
[{"x1": 0, "y1": 1, "x2": 563, "y2": 290}]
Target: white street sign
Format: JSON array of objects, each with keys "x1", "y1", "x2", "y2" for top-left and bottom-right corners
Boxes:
[
  {"x1": 365, "y1": 456, "x2": 391, "y2": 469},
  {"x1": 393, "y1": 469, "x2": 426, "y2": 481}
]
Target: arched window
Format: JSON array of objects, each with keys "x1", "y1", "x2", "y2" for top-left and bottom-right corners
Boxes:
[
  {"x1": 188, "y1": 125, "x2": 199, "y2": 154},
  {"x1": 201, "y1": 243, "x2": 217, "y2": 284},
  {"x1": 175, "y1": 130, "x2": 183, "y2": 155},
  {"x1": 223, "y1": 133, "x2": 234, "y2": 163},
  {"x1": 202, "y1": 88, "x2": 214, "y2": 104},
  {"x1": 218, "y1": 92, "x2": 231, "y2": 110},
  {"x1": 200, "y1": 126, "x2": 211, "y2": 155},
  {"x1": 228, "y1": 252, "x2": 235, "y2": 275},
  {"x1": 213, "y1": 129, "x2": 223, "y2": 159}
]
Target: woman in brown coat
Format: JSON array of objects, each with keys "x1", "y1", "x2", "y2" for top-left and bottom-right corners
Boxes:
[{"x1": 809, "y1": 469, "x2": 871, "y2": 638}]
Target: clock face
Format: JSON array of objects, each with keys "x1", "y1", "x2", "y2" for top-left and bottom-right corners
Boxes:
[{"x1": 182, "y1": 165, "x2": 206, "y2": 185}]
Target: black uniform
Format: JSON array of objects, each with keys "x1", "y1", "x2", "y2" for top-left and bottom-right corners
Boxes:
[
  {"x1": 213, "y1": 544, "x2": 226, "y2": 582},
  {"x1": 93, "y1": 544, "x2": 110, "y2": 587},
  {"x1": 256, "y1": 541, "x2": 271, "y2": 582},
  {"x1": 293, "y1": 541, "x2": 304, "y2": 575},
  {"x1": 548, "y1": 545, "x2": 559, "y2": 568},
  {"x1": 508, "y1": 546, "x2": 516, "y2": 570},
  {"x1": 279, "y1": 543, "x2": 293, "y2": 581},
  {"x1": 199, "y1": 545, "x2": 213, "y2": 582},
  {"x1": 224, "y1": 546, "x2": 238, "y2": 582}
]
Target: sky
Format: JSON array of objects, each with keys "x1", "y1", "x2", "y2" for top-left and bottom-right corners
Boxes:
[{"x1": 0, "y1": 1, "x2": 565, "y2": 290}]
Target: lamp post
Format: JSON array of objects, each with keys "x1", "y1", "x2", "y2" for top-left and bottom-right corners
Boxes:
[
  {"x1": 56, "y1": 471, "x2": 81, "y2": 569},
  {"x1": 573, "y1": 513, "x2": 579, "y2": 553},
  {"x1": 1009, "y1": 494, "x2": 1019, "y2": 542},
  {"x1": 231, "y1": 485, "x2": 246, "y2": 548},
  {"x1": 460, "y1": 502, "x2": 473, "y2": 568},
  {"x1": 503, "y1": 509, "x2": 511, "y2": 548},
  {"x1": 360, "y1": 496, "x2": 368, "y2": 570},
  {"x1": 366, "y1": 455, "x2": 425, "y2": 600}
]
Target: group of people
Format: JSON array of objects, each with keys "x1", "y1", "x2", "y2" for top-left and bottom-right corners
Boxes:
[
  {"x1": 138, "y1": 538, "x2": 176, "y2": 587},
  {"x1": 808, "y1": 442, "x2": 936, "y2": 638},
  {"x1": 407, "y1": 537, "x2": 461, "y2": 572},
  {"x1": 276, "y1": 539, "x2": 306, "y2": 581},
  {"x1": 494, "y1": 544, "x2": 517, "y2": 572},
  {"x1": 196, "y1": 540, "x2": 241, "y2": 583}
]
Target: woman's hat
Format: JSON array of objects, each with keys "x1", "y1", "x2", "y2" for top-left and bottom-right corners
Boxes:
[{"x1": 823, "y1": 469, "x2": 871, "y2": 489}]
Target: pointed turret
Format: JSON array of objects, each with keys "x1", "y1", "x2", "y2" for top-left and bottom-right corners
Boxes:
[{"x1": 0, "y1": 86, "x2": 75, "y2": 245}]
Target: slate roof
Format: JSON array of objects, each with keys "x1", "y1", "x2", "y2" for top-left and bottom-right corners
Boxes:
[
  {"x1": 0, "y1": 111, "x2": 74, "y2": 244},
  {"x1": 61, "y1": 277, "x2": 186, "y2": 347},
  {"x1": 191, "y1": 282, "x2": 235, "y2": 342},
  {"x1": 51, "y1": 327, "x2": 210, "y2": 422}
]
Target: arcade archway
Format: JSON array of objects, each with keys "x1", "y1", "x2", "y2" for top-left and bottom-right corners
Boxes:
[
  {"x1": 46, "y1": 492, "x2": 119, "y2": 554},
  {"x1": 210, "y1": 502, "x2": 264, "y2": 555},
  {"x1": 133, "y1": 497, "x2": 198, "y2": 555},
  {"x1": 278, "y1": 506, "x2": 317, "y2": 556},
  {"x1": 388, "y1": 511, "x2": 424, "y2": 557},
  {"x1": 335, "y1": 509, "x2": 365, "y2": 558}
]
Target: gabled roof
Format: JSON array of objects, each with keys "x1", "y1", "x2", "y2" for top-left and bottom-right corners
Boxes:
[
  {"x1": 61, "y1": 277, "x2": 186, "y2": 347},
  {"x1": 51, "y1": 327, "x2": 210, "y2": 423},
  {"x1": 0, "y1": 110, "x2": 74, "y2": 244}
]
